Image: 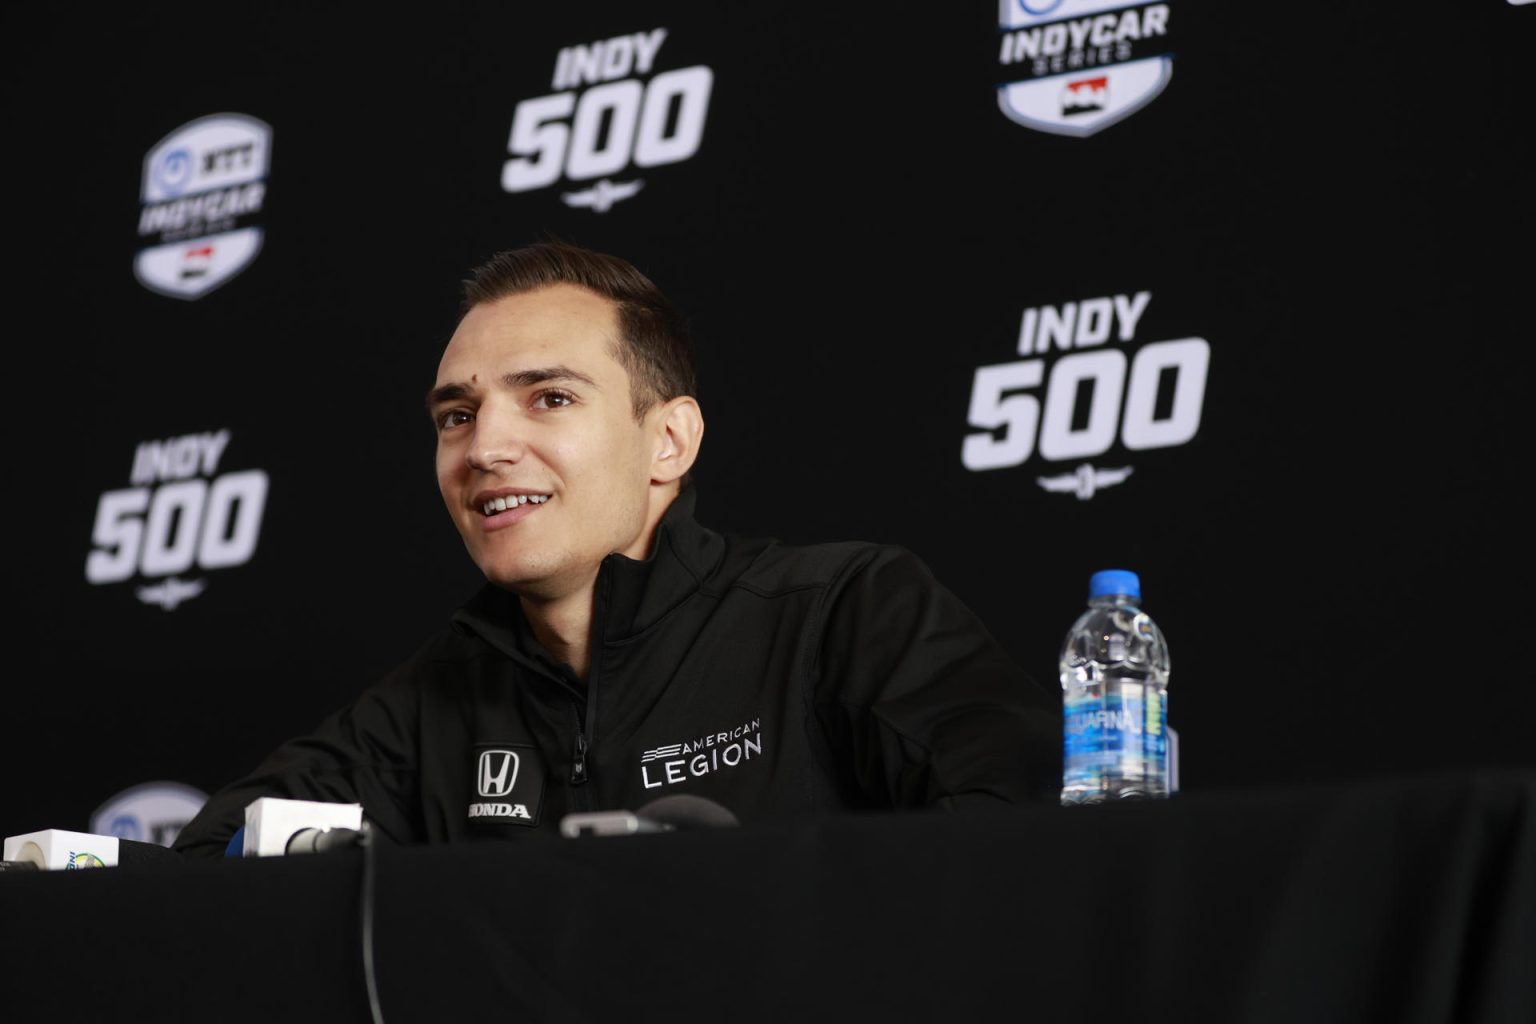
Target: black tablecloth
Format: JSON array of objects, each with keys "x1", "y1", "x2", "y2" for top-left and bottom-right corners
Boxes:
[{"x1": 4, "y1": 769, "x2": 1534, "y2": 1023}]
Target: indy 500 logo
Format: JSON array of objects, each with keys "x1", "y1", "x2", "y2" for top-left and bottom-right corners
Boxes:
[
  {"x1": 961, "y1": 292, "x2": 1209, "y2": 499},
  {"x1": 501, "y1": 27, "x2": 713, "y2": 212},
  {"x1": 85, "y1": 430, "x2": 269, "y2": 609}
]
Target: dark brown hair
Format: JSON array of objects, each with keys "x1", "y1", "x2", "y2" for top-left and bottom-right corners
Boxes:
[{"x1": 460, "y1": 241, "x2": 698, "y2": 422}]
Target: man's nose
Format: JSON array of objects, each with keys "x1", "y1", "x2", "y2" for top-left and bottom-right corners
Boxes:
[{"x1": 465, "y1": 407, "x2": 528, "y2": 470}]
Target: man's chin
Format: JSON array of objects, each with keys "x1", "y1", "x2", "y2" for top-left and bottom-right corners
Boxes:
[
  {"x1": 482, "y1": 565, "x2": 545, "y2": 593},
  {"x1": 463, "y1": 536, "x2": 547, "y2": 589},
  {"x1": 478, "y1": 559, "x2": 577, "y2": 600}
]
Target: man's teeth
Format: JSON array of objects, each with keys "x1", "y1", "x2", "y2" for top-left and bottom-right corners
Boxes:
[{"x1": 483, "y1": 494, "x2": 550, "y2": 514}]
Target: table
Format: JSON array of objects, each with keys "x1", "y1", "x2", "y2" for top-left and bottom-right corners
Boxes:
[{"x1": 4, "y1": 769, "x2": 1533, "y2": 1022}]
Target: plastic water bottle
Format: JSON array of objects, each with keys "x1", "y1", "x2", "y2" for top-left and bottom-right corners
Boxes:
[{"x1": 1060, "y1": 569, "x2": 1174, "y2": 804}]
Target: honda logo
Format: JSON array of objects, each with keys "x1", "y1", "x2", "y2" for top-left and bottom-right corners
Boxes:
[{"x1": 478, "y1": 749, "x2": 520, "y2": 798}]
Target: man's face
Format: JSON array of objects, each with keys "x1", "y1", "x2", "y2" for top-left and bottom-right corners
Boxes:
[{"x1": 430, "y1": 284, "x2": 661, "y2": 598}]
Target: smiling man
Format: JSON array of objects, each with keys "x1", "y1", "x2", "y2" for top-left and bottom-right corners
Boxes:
[
  {"x1": 173, "y1": 241, "x2": 1060, "y2": 858},
  {"x1": 428, "y1": 279, "x2": 702, "y2": 679}
]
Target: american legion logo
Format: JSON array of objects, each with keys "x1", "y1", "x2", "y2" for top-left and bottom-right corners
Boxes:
[
  {"x1": 996, "y1": 1, "x2": 1175, "y2": 138},
  {"x1": 134, "y1": 113, "x2": 271, "y2": 299}
]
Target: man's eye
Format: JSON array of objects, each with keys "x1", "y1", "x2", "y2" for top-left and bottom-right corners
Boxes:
[
  {"x1": 438, "y1": 409, "x2": 472, "y2": 429},
  {"x1": 533, "y1": 389, "x2": 576, "y2": 410}
]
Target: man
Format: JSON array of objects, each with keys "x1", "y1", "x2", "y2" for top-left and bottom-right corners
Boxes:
[{"x1": 173, "y1": 241, "x2": 1060, "y2": 858}]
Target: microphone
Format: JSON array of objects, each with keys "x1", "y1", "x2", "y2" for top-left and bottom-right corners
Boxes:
[
  {"x1": 242, "y1": 797, "x2": 363, "y2": 857},
  {"x1": 636, "y1": 794, "x2": 740, "y2": 830},
  {"x1": 117, "y1": 837, "x2": 187, "y2": 867},
  {"x1": 3, "y1": 828, "x2": 121, "y2": 869},
  {"x1": 558, "y1": 794, "x2": 739, "y2": 837},
  {"x1": 285, "y1": 827, "x2": 364, "y2": 855},
  {"x1": 1, "y1": 829, "x2": 186, "y2": 870}
]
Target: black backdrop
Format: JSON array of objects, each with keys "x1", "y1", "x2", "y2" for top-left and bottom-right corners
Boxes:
[{"x1": 6, "y1": 1, "x2": 1532, "y2": 843}]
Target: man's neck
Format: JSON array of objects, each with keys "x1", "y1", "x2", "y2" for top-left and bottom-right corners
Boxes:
[
  {"x1": 519, "y1": 585, "x2": 595, "y2": 681},
  {"x1": 509, "y1": 485, "x2": 682, "y2": 681}
]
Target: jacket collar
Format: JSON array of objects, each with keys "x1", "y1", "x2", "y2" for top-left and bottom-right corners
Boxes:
[{"x1": 450, "y1": 486, "x2": 723, "y2": 670}]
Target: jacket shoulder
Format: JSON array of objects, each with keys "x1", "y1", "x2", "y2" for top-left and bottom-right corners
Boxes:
[{"x1": 719, "y1": 533, "x2": 909, "y2": 598}]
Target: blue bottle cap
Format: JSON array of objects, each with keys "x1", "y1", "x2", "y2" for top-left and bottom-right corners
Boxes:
[{"x1": 1088, "y1": 569, "x2": 1141, "y2": 600}]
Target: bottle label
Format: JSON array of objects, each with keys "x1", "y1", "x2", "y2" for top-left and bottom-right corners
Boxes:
[{"x1": 1064, "y1": 692, "x2": 1167, "y2": 774}]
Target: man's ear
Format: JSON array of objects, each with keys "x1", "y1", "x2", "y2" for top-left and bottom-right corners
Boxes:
[{"x1": 650, "y1": 396, "x2": 704, "y2": 484}]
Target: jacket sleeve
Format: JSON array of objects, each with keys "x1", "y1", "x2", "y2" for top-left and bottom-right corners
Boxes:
[
  {"x1": 812, "y1": 545, "x2": 1061, "y2": 809},
  {"x1": 171, "y1": 664, "x2": 424, "y2": 860}
]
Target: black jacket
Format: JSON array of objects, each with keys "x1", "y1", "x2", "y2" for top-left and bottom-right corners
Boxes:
[{"x1": 174, "y1": 489, "x2": 1061, "y2": 858}]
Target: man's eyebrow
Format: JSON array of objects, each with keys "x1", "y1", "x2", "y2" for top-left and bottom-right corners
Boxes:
[
  {"x1": 500, "y1": 365, "x2": 599, "y2": 391},
  {"x1": 425, "y1": 382, "x2": 470, "y2": 411},
  {"x1": 425, "y1": 366, "x2": 600, "y2": 411}
]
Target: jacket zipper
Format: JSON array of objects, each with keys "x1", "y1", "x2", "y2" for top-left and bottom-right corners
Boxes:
[
  {"x1": 569, "y1": 564, "x2": 610, "y2": 804},
  {"x1": 571, "y1": 710, "x2": 589, "y2": 786}
]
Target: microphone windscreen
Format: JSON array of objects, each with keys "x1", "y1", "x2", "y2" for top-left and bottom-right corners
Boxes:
[
  {"x1": 635, "y1": 794, "x2": 739, "y2": 830},
  {"x1": 285, "y1": 827, "x2": 363, "y2": 854},
  {"x1": 117, "y1": 838, "x2": 186, "y2": 868}
]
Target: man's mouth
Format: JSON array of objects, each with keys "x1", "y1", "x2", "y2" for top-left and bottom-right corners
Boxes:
[{"x1": 481, "y1": 494, "x2": 551, "y2": 516}]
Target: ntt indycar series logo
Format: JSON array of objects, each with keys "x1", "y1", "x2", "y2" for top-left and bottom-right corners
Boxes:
[
  {"x1": 91, "y1": 781, "x2": 208, "y2": 848},
  {"x1": 960, "y1": 292, "x2": 1209, "y2": 499},
  {"x1": 997, "y1": 1, "x2": 1175, "y2": 137},
  {"x1": 501, "y1": 27, "x2": 713, "y2": 212},
  {"x1": 85, "y1": 430, "x2": 269, "y2": 609},
  {"x1": 134, "y1": 113, "x2": 270, "y2": 299}
]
